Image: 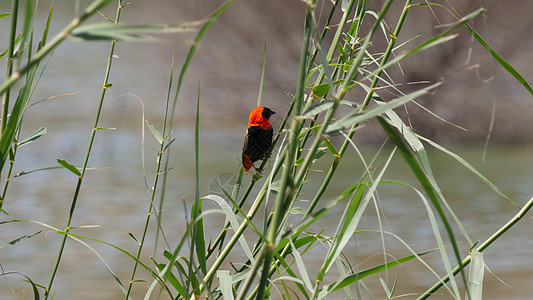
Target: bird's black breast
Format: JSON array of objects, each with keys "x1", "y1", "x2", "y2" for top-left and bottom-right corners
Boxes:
[{"x1": 243, "y1": 126, "x2": 273, "y2": 162}]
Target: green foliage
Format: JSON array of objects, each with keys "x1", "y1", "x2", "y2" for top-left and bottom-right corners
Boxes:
[
  {"x1": 70, "y1": 22, "x2": 198, "y2": 41},
  {"x1": 1, "y1": 0, "x2": 533, "y2": 300},
  {"x1": 56, "y1": 159, "x2": 81, "y2": 176},
  {"x1": 467, "y1": 249, "x2": 484, "y2": 300},
  {"x1": 17, "y1": 127, "x2": 46, "y2": 147},
  {"x1": 0, "y1": 230, "x2": 41, "y2": 250}
]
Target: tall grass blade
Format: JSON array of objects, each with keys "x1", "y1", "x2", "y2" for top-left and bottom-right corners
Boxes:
[
  {"x1": 463, "y1": 23, "x2": 533, "y2": 96},
  {"x1": 316, "y1": 148, "x2": 394, "y2": 284},
  {"x1": 38, "y1": 5, "x2": 53, "y2": 50},
  {"x1": 70, "y1": 22, "x2": 199, "y2": 41},
  {"x1": 300, "y1": 100, "x2": 335, "y2": 118},
  {"x1": 257, "y1": 34, "x2": 267, "y2": 107},
  {"x1": 417, "y1": 135, "x2": 516, "y2": 207},
  {"x1": 192, "y1": 199, "x2": 207, "y2": 276},
  {"x1": 466, "y1": 249, "x2": 484, "y2": 300},
  {"x1": 189, "y1": 86, "x2": 207, "y2": 292},
  {"x1": 56, "y1": 159, "x2": 81, "y2": 176},
  {"x1": 377, "y1": 116, "x2": 467, "y2": 298},
  {"x1": 17, "y1": 0, "x2": 33, "y2": 68},
  {"x1": 153, "y1": 43, "x2": 177, "y2": 256},
  {"x1": 0, "y1": 66, "x2": 37, "y2": 172},
  {"x1": 152, "y1": 259, "x2": 184, "y2": 298},
  {"x1": 0, "y1": 230, "x2": 41, "y2": 250},
  {"x1": 17, "y1": 127, "x2": 46, "y2": 147},
  {"x1": 328, "y1": 248, "x2": 436, "y2": 292},
  {"x1": 382, "y1": 103, "x2": 474, "y2": 247},
  {"x1": 326, "y1": 82, "x2": 441, "y2": 134},
  {"x1": 416, "y1": 182, "x2": 460, "y2": 298},
  {"x1": 0, "y1": 271, "x2": 40, "y2": 300},
  {"x1": 217, "y1": 270, "x2": 235, "y2": 300},
  {"x1": 289, "y1": 237, "x2": 313, "y2": 292},
  {"x1": 204, "y1": 195, "x2": 254, "y2": 261},
  {"x1": 1, "y1": 0, "x2": 18, "y2": 135},
  {"x1": 145, "y1": 120, "x2": 163, "y2": 144}
]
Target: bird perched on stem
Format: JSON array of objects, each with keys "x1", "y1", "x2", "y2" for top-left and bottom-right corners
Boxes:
[{"x1": 242, "y1": 106, "x2": 275, "y2": 173}]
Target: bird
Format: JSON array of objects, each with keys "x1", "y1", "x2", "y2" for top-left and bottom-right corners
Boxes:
[{"x1": 242, "y1": 106, "x2": 275, "y2": 173}]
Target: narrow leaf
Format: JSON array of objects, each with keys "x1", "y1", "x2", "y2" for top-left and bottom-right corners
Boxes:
[
  {"x1": 217, "y1": 270, "x2": 234, "y2": 300},
  {"x1": 192, "y1": 198, "x2": 207, "y2": 276},
  {"x1": 379, "y1": 276, "x2": 392, "y2": 298},
  {"x1": 0, "y1": 47, "x2": 9, "y2": 59},
  {"x1": 70, "y1": 22, "x2": 199, "y2": 41},
  {"x1": 128, "y1": 232, "x2": 139, "y2": 244},
  {"x1": 329, "y1": 248, "x2": 436, "y2": 292},
  {"x1": 418, "y1": 135, "x2": 516, "y2": 207},
  {"x1": 466, "y1": 249, "x2": 484, "y2": 300},
  {"x1": 290, "y1": 237, "x2": 314, "y2": 291},
  {"x1": 152, "y1": 258, "x2": 185, "y2": 297},
  {"x1": 0, "y1": 271, "x2": 40, "y2": 299},
  {"x1": 57, "y1": 158, "x2": 81, "y2": 176},
  {"x1": 368, "y1": 8, "x2": 486, "y2": 80},
  {"x1": 319, "y1": 153, "x2": 392, "y2": 277},
  {"x1": 146, "y1": 120, "x2": 162, "y2": 144},
  {"x1": 257, "y1": 34, "x2": 267, "y2": 107},
  {"x1": 322, "y1": 137, "x2": 339, "y2": 157},
  {"x1": 275, "y1": 236, "x2": 318, "y2": 254},
  {"x1": 38, "y1": 4, "x2": 54, "y2": 50},
  {"x1": 203, "y1": 195, "x2": 255, "y2": 261},
  {"x1": 311, "y1": 83, "x2": 331, "y2": 98},
  {"x1": 464, "y1": 23, "x2": 533, "y2": 96},
  {"x1": 0, "y1": 66, "x2": 38, "y2": 173},
  {"x1": 378, "y1": 116, "x2": 467, "y2": 297},
  {"x1": 0, "y1": 230, "x2": 42, "y2": 250},
  {"x1": 312, "y1": 149, "x2": 326, "y2": 163},
  {"x1": 290, "y1": 207, "x2": 306, "y2": 215},
  {"x1": 301, "y1": 100, "x2": 334, "y2": 118},
  {"x1": 326, "y1": 83, "x2": 441, "y2": 134},
  {"x1": 18, "y1": 127, "x2": 46, "y2": 147}
]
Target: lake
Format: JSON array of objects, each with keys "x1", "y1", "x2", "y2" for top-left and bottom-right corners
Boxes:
[{"x1": 1, "y1": 123, "x2": 532, "y2": 299}]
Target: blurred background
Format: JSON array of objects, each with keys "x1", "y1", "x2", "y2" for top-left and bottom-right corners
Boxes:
[{"x1": 0, "y1": 0, "x2": 532, "y2": 299}]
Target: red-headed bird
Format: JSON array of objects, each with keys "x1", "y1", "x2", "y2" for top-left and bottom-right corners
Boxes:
[{"x1": 242, "y1": 106, "x2": 275, "y2": 173}]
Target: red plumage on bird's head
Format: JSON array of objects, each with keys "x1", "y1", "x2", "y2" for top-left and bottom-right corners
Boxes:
[{"x1": 248, "y1": 106, "x2": 275, "y2": 129}]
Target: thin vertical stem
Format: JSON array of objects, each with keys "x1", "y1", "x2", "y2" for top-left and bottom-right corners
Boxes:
[
  {"x1": 1, "y1": 0, "x2": 19, "y2": 136},
  {"x1": 44, "y1": 1, "x2": 122, "y2": 299},
  {"x1": 0, "y1": 0, "x2": 19, "y2": 208},
  {"x1": 255, "y1": 1, "x2": 315, "y2": 299}
]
